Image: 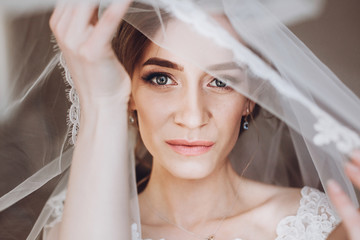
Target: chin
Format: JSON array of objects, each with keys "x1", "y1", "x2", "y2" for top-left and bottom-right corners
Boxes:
[{"x1": 164, "y1": 158, "x2": 217, "y2": 180}]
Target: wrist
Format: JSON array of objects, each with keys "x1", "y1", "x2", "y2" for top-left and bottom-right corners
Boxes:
[
  {"x1": 80, "y1": 94, "x2": 130, "y2": 117},
  {"x1": 79, "y1": 98, "x2": 129, "y2": 127}
]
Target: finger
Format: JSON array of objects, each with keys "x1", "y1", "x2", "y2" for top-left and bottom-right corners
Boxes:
[
  {"x1": 88, "y1": 1, "x2": 131, "y2": 49},
  {"x1": 51, "y1": 4, "x2": 76, "y2": 37},
  {"x1": 350, "y1": 150, "x2": 360, "y2": 167},
  {"x1": 326, "y1": 223, "x2": 348, "y2": 240},
  {"x1": 50, "y1": 2, "x2": 67, "y2": 31},
  {"x1": 90, "y1": 6, "x2": 99, "y2": 25},
  {"x1": 345, "y1": 162, "x2": 360, "y2": 190},
  {"x1": 327, "y1": 180, "x2": 360, "y2": 240},
  {"x1": 68, "y1": 3, "x2": 98, "y2": 33}
]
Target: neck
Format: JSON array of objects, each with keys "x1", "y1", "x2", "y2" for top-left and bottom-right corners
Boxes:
[{"x1": 139, "y1": 160, "x2": 241, "y2": 228}]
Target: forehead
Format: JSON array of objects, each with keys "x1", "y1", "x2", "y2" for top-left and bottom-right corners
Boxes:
[
  {"x1": 139, "y1": 41, "x2": 187, "y2": 68},
  {"x1": 140, "y1": 17, "x2": 238, "y2": 68}
]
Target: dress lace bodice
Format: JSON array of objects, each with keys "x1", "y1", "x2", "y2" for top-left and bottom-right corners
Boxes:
[
  {"x1": 274, "y1": 187, "x2": 338, "y2": 240},
  {"x1": 45, "y1": 187, "x2": 339, "y2": 240}
]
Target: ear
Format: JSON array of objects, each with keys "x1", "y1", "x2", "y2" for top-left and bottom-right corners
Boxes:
[
  {"x1": 242, "y1": 99, "x2": 255, "y2": 116},
  {"x1": 129, "y1": 94, "x2": 136, "y2": 111}
]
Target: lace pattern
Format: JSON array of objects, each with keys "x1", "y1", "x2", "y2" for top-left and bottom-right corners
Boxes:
[
  {"x1": 157, "y1": 0, "x2": 360, "y2": 155},
  {"x1": 131, "y1": 187, "x2": 339, "y2": 240},
  {"x1": 45, "y1": 190, "x2": 67, "y2": 229},
  {"x1": 59, "y1": 53, "x2": 80, "y2": 145},
  {"x1": 59, "y1": 1, "x2": 360, "y2": 152},
  {"x1": 312, "y1": 110, "x2": 360, "y2": 154},
  {"x1": 44, "y1": 186, "x2": 339, "y2": 239},
  {"x1": 275, "y1": 186, "x2": 339, "y2": 240}
]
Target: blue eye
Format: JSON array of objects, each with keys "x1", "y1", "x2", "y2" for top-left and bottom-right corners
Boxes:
[
  {"x1": 142, "y1": 73, "x2": 176, "y2": 86},
  {"x1": 153, "y1": 75, "x2": 170, "y2": 85},
  {"x1": 209, "y1": 79, "x2": 227, "y2": 88}
]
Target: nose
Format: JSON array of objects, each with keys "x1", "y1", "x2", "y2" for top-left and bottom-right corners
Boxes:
[{"x1": 174, "y1": 86, "x2": 210, "y2": 129}]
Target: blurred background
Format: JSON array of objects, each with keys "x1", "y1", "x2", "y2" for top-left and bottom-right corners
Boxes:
[
  {"x1": 0, "y1": 0, "x2": 359, "y2": 239},
  {"x1": 291, "y1": 0, "x2": 360, "y2": 95}
]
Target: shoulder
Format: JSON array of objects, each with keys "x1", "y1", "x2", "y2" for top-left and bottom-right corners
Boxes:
[
  {"x1": 275, "y1": 186, "x2": 339, "y2": 240},
  {"x1": 279, "y1": 186, "x2": 338, "y2": 223},
  {"x1": 238, "y1": 181, "x2": 339, "y2": 239},
  {"x1": 232, "y1": 179, "x2": 303, "y2": 238},
  {"x1": 295, "y1": 187, "x2": 336, "y2": 217},
  {"x1": 240, "y1": 179, "x2": 302, "y2": 221}
]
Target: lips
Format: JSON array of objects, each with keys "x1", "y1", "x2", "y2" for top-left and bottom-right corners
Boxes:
[{"x1": 165, "y1": 139, "x2": 214, "y2": 156}]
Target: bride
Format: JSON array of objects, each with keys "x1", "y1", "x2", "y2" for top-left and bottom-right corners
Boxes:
[
  {"x1": 19, "y1": 1, "x2": 360, "y2": 240},
  {"x1": 43, "y1": 0, "x2": 360, "y2": 239}
]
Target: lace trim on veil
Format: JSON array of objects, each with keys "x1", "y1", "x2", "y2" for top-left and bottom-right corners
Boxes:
[
  {"x1": 59, "y1": 53, "x2": 80, "y2": 145},
  {"x1": 157, "y1": 0, "x2": 360, "y2": 155},
  {"x1": 58, "y1": 0, "x2": 360, "y2": 153}
]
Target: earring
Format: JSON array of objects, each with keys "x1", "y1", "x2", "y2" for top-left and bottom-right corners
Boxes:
[
  {"x1": 129, "y1": 115, "x2": 135, "y2": 124},
  {"x1": 243, "y1": 107, "x2": 249, "y2": 130},
  {"x1": 243, "y1": 118, "x2": 249, "y2": 130}
]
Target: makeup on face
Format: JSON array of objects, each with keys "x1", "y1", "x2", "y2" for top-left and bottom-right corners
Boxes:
[
  {"x1": 140, "y1": 57, "x2": 234, "y2": 93},
  {"x1": 165, "y1": 139, "x2": 215, "y2": 156},
  {"x1": 131, "y1": 42, "x2": 247, "y2": 179}
]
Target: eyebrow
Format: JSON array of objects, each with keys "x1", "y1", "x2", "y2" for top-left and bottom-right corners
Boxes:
[
  {"x1": 142, "y1": 57, "x2": 184, "y2": 71},
  {"x1": 208, "y1": 62, "x2": 242, "y2": 71}
]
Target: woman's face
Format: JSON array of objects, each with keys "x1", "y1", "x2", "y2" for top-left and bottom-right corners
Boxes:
[{"x1": 131, "y1": 21, "x2": 249, "y2": 180}]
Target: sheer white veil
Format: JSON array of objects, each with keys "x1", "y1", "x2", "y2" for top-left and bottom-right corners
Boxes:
[{"x1": 0, "y1": 0, "x2": 359, "y2": 239}]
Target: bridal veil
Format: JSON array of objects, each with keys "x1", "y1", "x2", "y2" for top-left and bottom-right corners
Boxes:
[{"x1": 0, "y1": 0, "x2": 359, "y2": 239}]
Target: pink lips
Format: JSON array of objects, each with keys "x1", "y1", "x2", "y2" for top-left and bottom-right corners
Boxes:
[{"x1": 166, "y1": 139, "x2": 214, "y2": 156}]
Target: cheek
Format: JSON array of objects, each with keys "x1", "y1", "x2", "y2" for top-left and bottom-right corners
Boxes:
[
  {"x1": 135, "y1": 89, "x2": 175, "y2": 124},
  {"x1": 209, "y1": 93, "x2": 245, "y2": 146},
  {"x1": 211, "y1": 93, "x2": 245, "y2": 127},
  {"x1": 132, "y1": 88, "x2": 176, "y2": 151}
]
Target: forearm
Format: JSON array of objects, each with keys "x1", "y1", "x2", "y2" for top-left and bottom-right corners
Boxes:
[
  {"x1": 59, "y1": 103, "x2": 131, "y2": 240},
  {"x1": 49, "y1": 3, "x2": 132, "y2": 238}
]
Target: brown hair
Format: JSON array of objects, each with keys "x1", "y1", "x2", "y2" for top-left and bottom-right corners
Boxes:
[
  {"x1": 110, "y1": 5, "x2": 266, "y2": 191},
  {"x1": 111, "y1": 4, "x2": 168, "y2": 190},
  {"x1": 112, "y1": 21, "x2": 150, "y2": 77},
  {"x1": 112, "y1": 3, "x2": 170, "y2": 77}
]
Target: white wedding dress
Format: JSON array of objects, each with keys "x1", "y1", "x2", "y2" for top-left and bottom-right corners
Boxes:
[{"x1": 44, "y1": 187, "x2": 338, "y2": 240}]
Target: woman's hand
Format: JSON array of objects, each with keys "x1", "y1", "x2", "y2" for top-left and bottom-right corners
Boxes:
[
  {"x1": 49, "y1": 3, "x2": 133, "y2": 240},
  {"x1": 327, "y1": 151, "x2": 360, "y2": 240},
  {"x1": 50, "y1": 1, "x2": 131, "y2": 113}
]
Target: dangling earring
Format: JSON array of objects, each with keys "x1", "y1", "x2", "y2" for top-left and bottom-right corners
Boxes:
[
  {"x1": 129, "y1": 115, "x2": 135, "y2": 124},
  {"x1": 243, "y1": 107, "x2": 249, "y2": 130},
  {"x1": 129, "y1": 111, "x2": 136, "y2": 125}
]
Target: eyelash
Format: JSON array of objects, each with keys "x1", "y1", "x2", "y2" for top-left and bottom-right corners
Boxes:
[
  {"x1": 141, "y1": 72, "x2": 233, "y2": 91},
  {"x1": 207, "y1": 78, "x2": 234, "y2": 93},
  {"x1": 208, "y1": 78, "x2": 228, "y2": 88},
  {"x1": 142, "y1": 72, "x2": 177, "y2": 87}
]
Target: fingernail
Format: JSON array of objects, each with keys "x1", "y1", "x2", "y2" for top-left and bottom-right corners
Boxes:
[
  {"x1": 351, "y1": 150, "x2": 360, "y2": 164},
  {"x1": 327, "y1": 179, "x2": 342, "y2": 193},
  {"x1": 345, "y1": 161, "x2": 359, "y2": 174}
]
